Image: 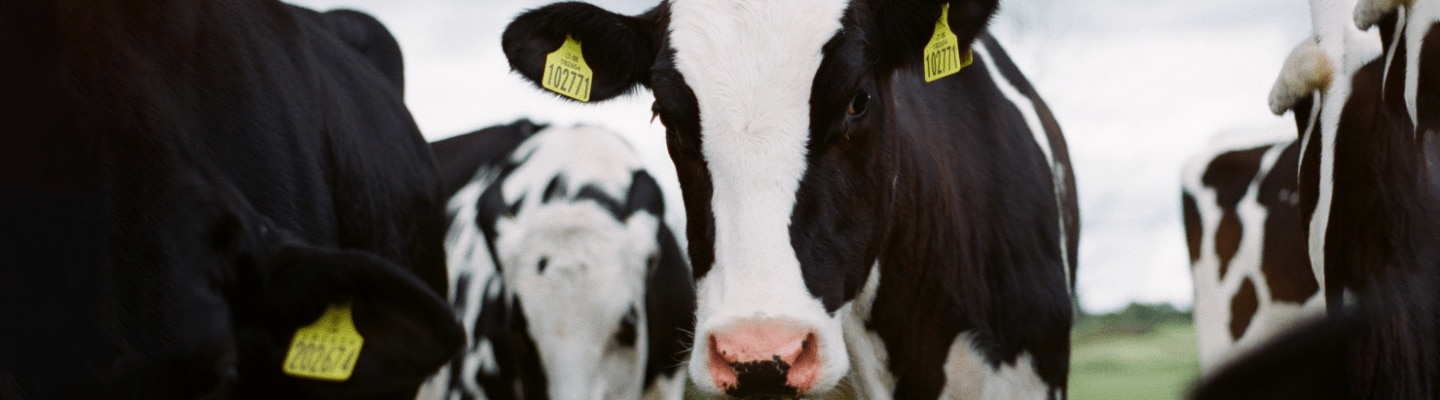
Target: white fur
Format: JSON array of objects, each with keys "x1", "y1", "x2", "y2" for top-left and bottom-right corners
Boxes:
[
  {"x1": 935, "y1": 333, "x2": 1050, "y2": 400},
  {"x1": 972, "y1": 40, "x2": 1072, "y2": 293},
  {"x1": 1270, "y1": 39, "x2": 1333, "y2": 115},
  {"x1": 1308, "y1": 0, "x2": 1382, "y2": 285},
  {"x1": 1355, "y1": 0, "x2": 1410, "y2": 29},
  {"x1": 839, "y1": 264, "x2": 895, "y2": 399},
  {"x1": 419, "y1": 126, "x2": 672, "y2": 400},
  {"x1": 667, "y1": 0, "x2": 854, "y2": 394},
  {"x1": 1183, "y1": 139, "x2": 1326, "y2": 373},
  {"x1": 1402, "y1": 1, "x2": 1439, "y2": 128}
]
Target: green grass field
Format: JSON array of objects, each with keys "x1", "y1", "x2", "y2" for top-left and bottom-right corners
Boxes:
[
  {"x1": 1069, "y1": 303, "x2": 1200, "y2": 400},
  {"x1": 1070, "y1": 322, "x2": 1199, "y2": 400}
]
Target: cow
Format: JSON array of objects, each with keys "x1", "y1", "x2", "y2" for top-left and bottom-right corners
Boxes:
[
  {"x1": 1181, "y1": 134, "x2": 1323, "y2": 373},
  {"x1": 415, "y1": 120, "x2": 696, "y2": 400},
  {"x1": 0, "y1": 1, "x2": 464, "y2": 399},
  {"x1": 500, "y1": 0, "x2": 1080, "y2": 398},
  {"x1": 1191, "y1": 0, "x2": 1440, "y2": 397}
]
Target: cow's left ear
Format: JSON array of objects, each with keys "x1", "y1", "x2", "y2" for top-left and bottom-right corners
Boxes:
[
  {"x1": 248, "y1": 238, "x2": 466, "y2": 397},
  {"x1": 502, "y1": 2, "x2": 660, "y2": 103},
  {"x1": 870, "y1": 0, "x2": 998, "y2": 69}
]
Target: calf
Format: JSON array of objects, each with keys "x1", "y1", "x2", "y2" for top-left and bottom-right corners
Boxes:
[
  {"x1": 502, "y1": 0, "x2": 1079, "y2": 398},
  {"x1": 1192, "y1": 1, "x2": 1440, "y2": 397},
  {"x1": 0, "y1": 1, "x2": 463, "y2": 398},
  {"x1": 1182, "y1": 135, "x2": 1322, "y2": 373},
  {"x1": 419, "y1": 121, "x2": 695, "y2": 400}
]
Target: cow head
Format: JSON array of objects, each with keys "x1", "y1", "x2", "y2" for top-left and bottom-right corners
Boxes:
[
  {"x1": 503, "y1": 0, "x2": 998, "y2": 396},
  {"x1": 90, "y1": 168, "x2": 464, "y2": 399},
  {"x1": 475, "y1": 126, "x2": 671, "y2": 400}
]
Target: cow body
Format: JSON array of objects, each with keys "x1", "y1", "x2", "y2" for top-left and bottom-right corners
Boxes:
[
  {"x1": 1192, "y1": 0, "x2": 1440, "y2": 397},
  {"x1": 1182, "y1": 135, "x2": 1324, "y2": 373},
  {"x1": 0, "y1": 1, "x2": 463, "y2": 398},
  {"x1": 420, "y1": 121, "x2": 694, "y2": 400},
  {"x1": 502, "y1": 1, "x2": 1078, "y2": 398}
]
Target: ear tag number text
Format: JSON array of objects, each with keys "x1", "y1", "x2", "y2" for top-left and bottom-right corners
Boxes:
[
  {"x1": 543, "y1": 35, "x2": 594, "y2": 102},
  {"x1": 924, "y1": 4, "x2": 973, "y2": 83},
  {"x1": 283, "y1": 303, "x2": 364, "y2": 381}
]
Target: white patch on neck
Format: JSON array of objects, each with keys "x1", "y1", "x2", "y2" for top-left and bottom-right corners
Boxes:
[
  {"x1": 840, "y1": 263, "x2": 894, "y2": 399},
  {"x1": 937, "y1": 332, "x2": 1051, "y2": 400},
  {"x1": 1402, "y1": 2, "x2": 1438, "y2": 128},
  {"x1": 972, "y1": 40, "x2": 1071, "y2": 293},
  {"x1": 668, "y1": 0, "x2": 854, "y2": 394},
  {"x1": 1308, "y1": 0, "x2": 1378, "y2": 285}
]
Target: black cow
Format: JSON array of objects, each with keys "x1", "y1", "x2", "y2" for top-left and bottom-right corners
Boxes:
[
  {"x1": 502, "y1": 0, "x2": 1079, "y2": 398},
  {"x1": 1192, "y1": 1, "x2": 1440, "y2": 398},
  {"x1": 418, "y1": 120, "x2": 695, "y2": 400},
  {"x1": 0, "y1": 1, "x2": 463, "y2": 399}
]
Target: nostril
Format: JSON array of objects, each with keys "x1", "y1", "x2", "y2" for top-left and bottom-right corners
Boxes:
[{"x1": 707, "y1": 323, "x2": 822, "y2": 396}]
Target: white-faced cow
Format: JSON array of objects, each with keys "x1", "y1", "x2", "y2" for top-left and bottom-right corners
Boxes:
[
  {"x1": 0, "y1": 1, "x2": 464, "y2": 398},
  {"x1": 501, "y1": 0, "x2": 1079, "y2": 398},
  {"x1": 417, "y1": 121, "x2": 695, "y2": 400},
  {"x1": 1192, "y1": 1, "x2": 1440, "y2": 398},
  {"x1": 1181, "y1": 133, "x2": 1323, "y2": 373}
]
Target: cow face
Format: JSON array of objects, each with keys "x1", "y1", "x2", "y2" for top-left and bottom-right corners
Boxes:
[
  {"x1": 476, "y1": 127, "x2": 669, "y2": 399},
  {"x1": 503, "y1": 0, "x2": 998, "y2": 396}
]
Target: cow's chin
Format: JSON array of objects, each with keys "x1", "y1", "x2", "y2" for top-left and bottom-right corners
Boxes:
[{"x1": 685, "y1": 291, "x2": 850, "y2": 397}]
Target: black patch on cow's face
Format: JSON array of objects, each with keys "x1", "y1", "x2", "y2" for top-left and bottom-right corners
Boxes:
[
  {"x1": 647, "y1": 53, "x2": 717, "y2": 281},
  {"x1": 1203, "y1": 147, "x2": 1267, "y2": 278},
  {"x1": 1257, "y1": 142, "x2": 1319, "y2": 303},
  {"x1": 1183, "y1": 192, "x2": 1203, "y2": 263},
  {"x1": 789, "y1": 6, "x2": 893, "y2": 312}
]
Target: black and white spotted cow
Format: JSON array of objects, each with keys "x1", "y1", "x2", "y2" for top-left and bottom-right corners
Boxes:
[
  {"x1": 418, "y1": 121, "x2": 695, "y2": 400},
  {"x1": 502, "y1": 0, "x2": 1079, "y2": 398},
  {"x1": 0, "y1": 1, "x2": 464, "y2": 398},
  {"x1": 1192, "y1": 0, "x2": 1440, "y2": 397},
  {"x1": 1182, "y1": 133, "x2": 1323, "y2": 373}
]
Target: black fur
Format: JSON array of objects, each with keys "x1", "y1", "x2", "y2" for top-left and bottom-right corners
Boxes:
[
  {"x1": 0, "y1": 0, "x2": 463, "y2": 398},
  {"x1": 432, "y1": 124, "x2": 696, "y2": 400},
  {"x1": 503, "y1": 1, "x2": 1076, "y2": 398}
]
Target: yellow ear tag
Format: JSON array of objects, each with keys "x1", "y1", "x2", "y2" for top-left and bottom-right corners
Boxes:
[
  {"x1": 542, "y1": 35, "x2": 594, "y2": 102},
  {"x1": 923, "y1": 4, "x2": 973, "y2": 83},
  {"x1": 282, "y1": 303, "x2": 364, "y2": 381}
]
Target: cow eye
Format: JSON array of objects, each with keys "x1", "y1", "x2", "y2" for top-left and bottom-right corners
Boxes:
[
  {"x1": 615, "y1": 305, "x2": 638, "y2": 347},
  {"x1": 847, "y1": 90, "x2": 870, "y2": 117}
]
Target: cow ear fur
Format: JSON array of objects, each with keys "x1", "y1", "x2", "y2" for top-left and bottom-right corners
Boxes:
[
  {"x1": 870, "y1": 0, "x2": 998, "y2": 71},
  {"x1": 502, "y1": 2, "x2": 659, "y2": 103},
  {"x1": 249, "y1": 238, "x2": 465, "y2": 397}
]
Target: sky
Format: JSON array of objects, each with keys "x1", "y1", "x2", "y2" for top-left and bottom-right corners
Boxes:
[{"x1": 290, "y1": 0, "x2": 1317, "y2": 313}]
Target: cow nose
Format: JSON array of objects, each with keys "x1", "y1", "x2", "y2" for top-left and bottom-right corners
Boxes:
[{"x1": 707, "y1": 320, "x2": 820, "y2": 397}]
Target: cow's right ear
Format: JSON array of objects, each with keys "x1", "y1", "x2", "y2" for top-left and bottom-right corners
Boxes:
[{"x1": 502, "y1": 2, "x2": 659, "y2": 102}]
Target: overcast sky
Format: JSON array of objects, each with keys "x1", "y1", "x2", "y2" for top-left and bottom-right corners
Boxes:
[{"x1": 289, "y1": 0, "x2": 1316, "y2": 313}]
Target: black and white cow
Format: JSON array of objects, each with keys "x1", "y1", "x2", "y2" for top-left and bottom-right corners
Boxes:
[
  {"x1": 1181, "y1": 133, "x2": 1323, "y2": 373},
  {"x1": 501, "y1": 0, "x2": 1079, "y2": 398},
  {"x1": 418, "y1": 121, "x2": 695, "y2": 400},
  {"x1": 0, "y1": 1, "x2": 463, "y2": 398},
  {"x1": 1192, "y1": 0, "x2": 1440, "y2": 397}
]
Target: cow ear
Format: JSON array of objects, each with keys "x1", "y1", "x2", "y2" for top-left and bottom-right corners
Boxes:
[
  {"x1": 870, "y1": 0, "x2": 998, "y2": 70},
  {"x1": 252, "y1": 240, "x2": 465, "y2": 397},
  {"x1": 502, "y1": 2, "x2": 659, "y2": 102}
]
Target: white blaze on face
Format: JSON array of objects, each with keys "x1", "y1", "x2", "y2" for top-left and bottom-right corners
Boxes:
[
  {"x1": 491, "y1": 126, "x2": 660, "y2": 400},
  {"x1": 494, "y1": 202, "x2": 657, "y2": 400},
  {"x1": 667, "y1": 0, "x2": 853, "y2": 393}
]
